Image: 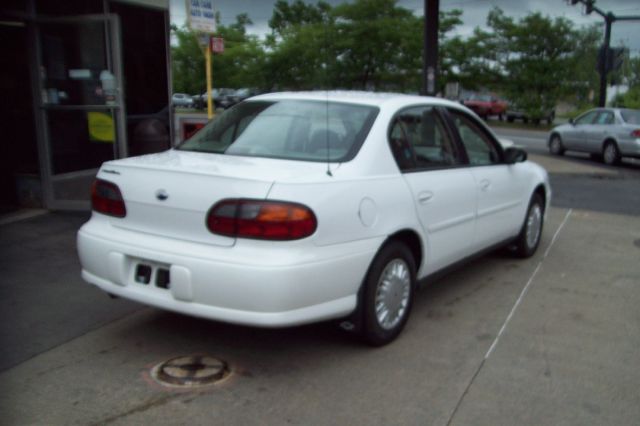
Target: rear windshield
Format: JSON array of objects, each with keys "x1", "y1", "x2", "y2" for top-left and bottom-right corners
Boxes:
[
  {"x1": 620, "y1": 109, "x2": 640, "y2": 124},
  {"x1": 178, "y1": 100, "x2": 379, "y2": 162}
]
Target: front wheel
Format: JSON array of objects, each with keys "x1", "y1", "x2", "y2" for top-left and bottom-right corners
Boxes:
[
  {"x1": 513, "y1": 194, "x2": 544, "y2": 258},
  {"x1": 361, "y1": 242, "x2": 416, "y2": 346},
  {"x1": 549, "y1": 134, "x2": 565, "y2": 156}
]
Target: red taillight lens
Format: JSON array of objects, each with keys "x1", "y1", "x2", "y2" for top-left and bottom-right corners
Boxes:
[
  {"x1": 631, "y1": 129, "x2": 640, "y2": 138},
  {"x1": 91, "y1": 179, "x2": 126, "y2": 217},
  {"x1": 207, "y1": 199, "x2": 317, "y2": 240}
]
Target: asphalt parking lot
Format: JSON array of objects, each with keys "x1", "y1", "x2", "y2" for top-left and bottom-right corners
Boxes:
[{"x1": 1, "y1": 132, "x2": 639, "y2": 425}]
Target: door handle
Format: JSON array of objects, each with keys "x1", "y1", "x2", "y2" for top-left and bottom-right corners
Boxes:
[
  {"x1": 479, "y1": 179, "x2": 491, "y2": 191},
  {"x1": 417, "y1": 191, "x2": 434, "y2": 204}
]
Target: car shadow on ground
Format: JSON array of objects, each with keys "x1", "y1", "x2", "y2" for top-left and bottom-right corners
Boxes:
[{"x1": 103, "y1": 247, "x2": 525, "y2": 355}]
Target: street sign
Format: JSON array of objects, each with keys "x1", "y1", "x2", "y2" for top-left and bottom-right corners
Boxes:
[
  {"x1": 210, "y1": 37, "x2": 224, "y2": 54},
  {"x1": 186, "y1": 0, "x2": 216, "y2": 33}
]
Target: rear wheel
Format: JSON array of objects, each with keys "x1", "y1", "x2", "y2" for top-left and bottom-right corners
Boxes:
[
  {"x1": 549, "y1": 134, "x2": 565, "y2": 156},
  {"x1": 513, "y1": 194, "x2": 544, "y2": 258},
  {"x1": 361, "y1": 242, "x2": 415, "y2": 346},
  {"x1": 602, "y1": 141, "x2": 621, "y2": 165}
]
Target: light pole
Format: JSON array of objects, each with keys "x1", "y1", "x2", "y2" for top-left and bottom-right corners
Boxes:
[
  {"x1": 566, "y1": 0, "x2": 640, "y2": 107},
  {"x1": 423, "y1": 0, "x2": 439, "y2": 96}
]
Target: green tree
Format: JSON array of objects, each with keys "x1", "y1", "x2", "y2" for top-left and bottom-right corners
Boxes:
[
  {"x1": 171, "y1": 14, "x2": 266, "y2": 95},
  {"x1": 171, "y1": 24, "x2": 205, "y2": 95},
  {"x1": 482, "y1": 8, "x2": 581, "y2": 120}
]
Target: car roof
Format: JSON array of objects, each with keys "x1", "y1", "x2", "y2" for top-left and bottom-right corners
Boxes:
[{"x1": 250, "y1": 90, "x2": 463, "y2": 109}]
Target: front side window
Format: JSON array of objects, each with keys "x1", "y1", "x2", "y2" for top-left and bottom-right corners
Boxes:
[
  {"x1": 388, "y1": 106, "x2": 461, "y2": 171},
  {"x1": 179, "y1": 100, "x2": 378, "y2": 162},
  {"x1": 448, "y1": 109, "x2": 501, "y2": 166}
]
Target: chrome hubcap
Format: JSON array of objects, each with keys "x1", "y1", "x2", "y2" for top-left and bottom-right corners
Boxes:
[
  {"x1": 526, "y1": 204, "x2": 542, "y2": 249},
  {"x1": 375, "y1": 259, "x2": 411, "y2": 330},
  {"x1": 551, "y1": 138, "x2": 560, "y2": 153}
]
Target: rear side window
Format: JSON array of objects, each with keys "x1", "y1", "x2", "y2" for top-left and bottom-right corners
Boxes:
[
  {"x1": 388, "y1": 106, "x2": 462, "y2": 171},
  {"x1": 178, "y1": 100, "x2": 378, "y2": 162},
  {"x1": 448, "y1": 109, "x2": 501, "y2": 166},
  {"x1": 621, "y1": 109, "x2": 640, "y2": 124},
  {"x1": 594, "y1": 111, "x2": 614, "y2": 125}
]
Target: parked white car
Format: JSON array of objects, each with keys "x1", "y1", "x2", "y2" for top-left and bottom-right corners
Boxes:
[{"x1": 78, "y1": 91, "x2": 551, "y2": 345}]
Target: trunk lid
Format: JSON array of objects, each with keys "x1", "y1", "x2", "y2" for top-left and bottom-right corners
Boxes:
[{"x1": 96, "y1": 150, "x2": 327, "y2": 246}]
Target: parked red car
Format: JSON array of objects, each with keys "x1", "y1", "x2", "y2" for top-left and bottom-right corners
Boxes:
[{"x1": 463, "y1": 93, "x2": 507, "y2": 120}]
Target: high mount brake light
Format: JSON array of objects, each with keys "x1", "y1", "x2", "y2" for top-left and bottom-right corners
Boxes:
[
  {"x1": 91, "y1": 179, "x2": 126, "y2": 217},
  {"x1": 207, "y1": 199, "x2": 317, "y2": 240}
]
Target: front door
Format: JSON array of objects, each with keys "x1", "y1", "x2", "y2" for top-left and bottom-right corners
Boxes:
[
  {"x1": 35, "y1": 15, "x2": 127, "y2": 209},
  {"x1": 446, "y1": 108, "x2": 527, "y2": 249}
]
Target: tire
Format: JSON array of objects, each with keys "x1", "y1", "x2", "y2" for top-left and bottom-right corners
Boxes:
[
  {"x1": 602, "y1": 140, "x2": 621, "y2": 165},
  {"x1": 513, "y1": 194, "x2": 544, "y2": 258},
  {"x1": 361, "y1": 241, "x2": 416, "y2": 346},
  {"x1": 507, "y1": 116, "x2": 514, "y2": 123},
  {"x1": 549, "y1": 134, "x2": 565, "y2": 156}
]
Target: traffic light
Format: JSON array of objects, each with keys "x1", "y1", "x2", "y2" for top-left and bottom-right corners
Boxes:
[
  {"x1": 597, "y1": 46, "x2": 626, "y2": 74},
  {"x1": 584, "y1": 0, "x2": 594, "y2": 14},
  {"x1": 608, "y1": 48, "x2": 625, "y2": 72}
]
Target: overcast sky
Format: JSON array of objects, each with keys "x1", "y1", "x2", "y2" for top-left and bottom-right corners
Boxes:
[{"x1": 170, "y1": 0, "x2": 640, "y2": 53}]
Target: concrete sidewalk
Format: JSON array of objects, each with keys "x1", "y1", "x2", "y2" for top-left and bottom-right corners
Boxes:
[
  {"x1": 0, "y1": 207, "x2": 638, "y2": 425},
  {"x1": 0, "y1": 212, "x2": 141, "y2": 372}
]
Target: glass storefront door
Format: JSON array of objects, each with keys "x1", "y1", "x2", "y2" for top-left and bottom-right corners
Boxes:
[{"x1": 36, "y1": 14, "x2": 126, "y2": 209}]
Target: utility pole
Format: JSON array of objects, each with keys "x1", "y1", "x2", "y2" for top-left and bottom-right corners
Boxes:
[
  {"x1": 566, "y1": 0, "x2": 640, "y2": 107},
  {"x1": 422, "y1": 0, "x2": 439, "y2": 96}
]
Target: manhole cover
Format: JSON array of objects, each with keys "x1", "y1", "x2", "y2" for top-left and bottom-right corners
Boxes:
[{"x1": 151, "y1": 355, "x2": 230, "y2": 388}]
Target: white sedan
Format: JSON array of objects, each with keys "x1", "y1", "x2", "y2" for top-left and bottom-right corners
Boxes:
[{"x1": 78, "y1": 91, "x2": 551, "y2": 345}]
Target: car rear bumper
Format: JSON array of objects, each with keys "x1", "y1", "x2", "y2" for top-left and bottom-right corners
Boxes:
[{"x1": 77, "y1": 218, "x2": 382, "y2": 327}]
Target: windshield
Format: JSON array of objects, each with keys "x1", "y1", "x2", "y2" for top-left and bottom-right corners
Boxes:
[
  {"x1": 620, "y1": 109, "x2": 640, "y2": 124},
  {"x1": 178, "y1": 100, "x2": 379, "y2": 162}
]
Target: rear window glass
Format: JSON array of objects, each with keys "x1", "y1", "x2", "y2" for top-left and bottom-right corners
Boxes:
[
  {"x1": 178, "y1": 100, "x2": 379, "y2": 162},
  {"x1": 620, "y1": 109, "x2": 640, "y2": 124}
]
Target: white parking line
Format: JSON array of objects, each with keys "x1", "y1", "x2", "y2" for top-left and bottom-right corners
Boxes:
[
  {"x1": 446, "y1": 208, "x2": 573, "y2": 426},
  {"x1": 484, "y1": 208, "x2": 573, "y2": 360}
]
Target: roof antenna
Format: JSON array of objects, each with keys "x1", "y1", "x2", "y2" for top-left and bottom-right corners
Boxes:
[
  {"x1": 324, "y1": 23, "x2": 332, "y2": 177},
  {"x1": 326, "y1": 91, "x2": 332, "y2": 177}
]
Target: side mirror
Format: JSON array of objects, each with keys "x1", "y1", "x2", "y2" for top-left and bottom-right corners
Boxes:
[
  {"x1": 569, "y1": 117, "x2": 574, "y2": 125},
  {"x1": 504, "y1": 146, "x2": 527, "y2": 164}
]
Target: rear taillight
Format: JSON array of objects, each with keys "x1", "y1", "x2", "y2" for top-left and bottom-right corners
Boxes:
[
  {"x1": 91, "y1": 179, "x2": 126, "y2": 217},
  {"x1": 207, "y1": 199, "x2": 317, "y2": 240},
  {"x1": 631, "y1": 129, "x2": 640, "y2": 138}
]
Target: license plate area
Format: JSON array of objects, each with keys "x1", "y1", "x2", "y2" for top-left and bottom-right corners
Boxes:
[{"x1": 133, "y1": 260, "x2": 171, "y2": 289}]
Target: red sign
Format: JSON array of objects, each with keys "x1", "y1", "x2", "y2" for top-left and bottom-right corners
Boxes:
[{"x1": 210, "y1": 37, "x2": 224, "y2": 54}]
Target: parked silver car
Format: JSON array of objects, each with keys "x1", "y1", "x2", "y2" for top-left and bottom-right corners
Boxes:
[
  {"x1": 171, "y1": 93, "x2": 194, "y2": 108},
  {"x1": 548, "y1": 108, "x2": 640, "y2": 165}
]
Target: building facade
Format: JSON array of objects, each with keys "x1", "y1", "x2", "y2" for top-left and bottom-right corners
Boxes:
[{"x1": 0, "y1": 0, "x2": 172, "y2": 211}]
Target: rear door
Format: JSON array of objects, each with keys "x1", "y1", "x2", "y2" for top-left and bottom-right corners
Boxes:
[
  {"x1": 446, "y1": 108, "x2": 529, "y2": 250},
  {"x1": 590, "y1": 110, "x2": 615, "y2": 153},
  {"x1": 389, "y1": 106, "x2": 477, "y2": 274}
]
